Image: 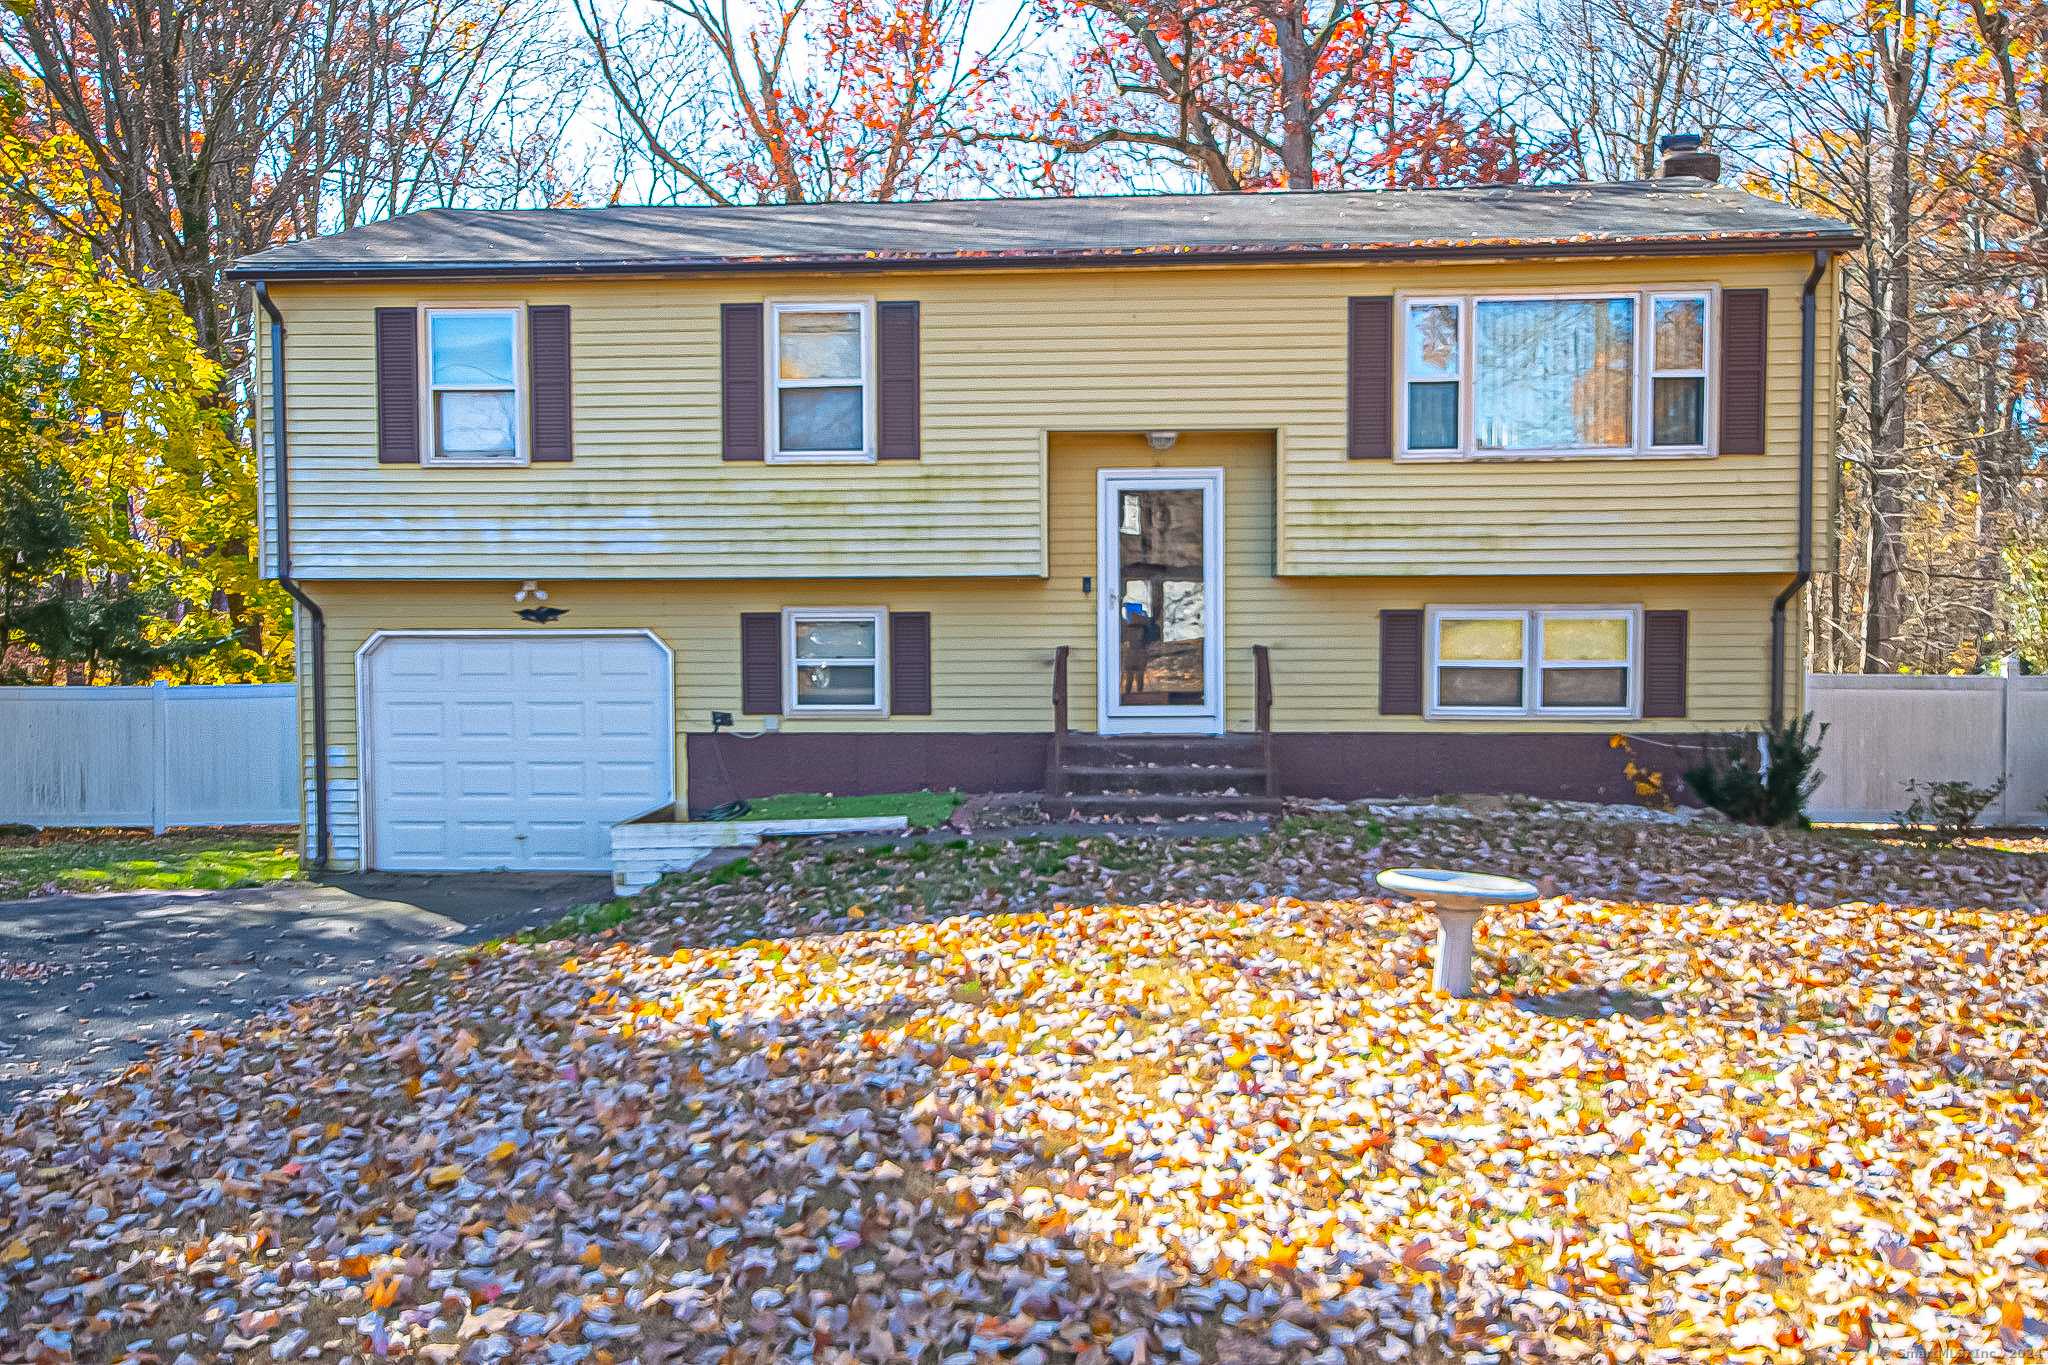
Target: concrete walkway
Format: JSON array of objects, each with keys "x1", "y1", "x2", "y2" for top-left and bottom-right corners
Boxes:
[{"x1": 0, "y1": 870, "x2": 609, "y2": 1107}]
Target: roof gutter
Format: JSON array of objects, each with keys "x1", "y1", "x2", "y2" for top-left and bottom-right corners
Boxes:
[
  {"x1": 223, "y1": 231, "x2": 1865, "y2": 285},
  {"x1": 254, "y1": 281, "x2": 330, "y2": 876},
  {"x1": 1769, "y1": 250, "x2": 1830, "y2": 732}
]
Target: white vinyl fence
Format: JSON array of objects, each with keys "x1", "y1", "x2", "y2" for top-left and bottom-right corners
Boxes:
[
  {"x1": 0, "y1": 682, "x2": 298, "y2": 830},
  {"x1": 1806, "y1": 673, "x2": 2048, "y2": 826}
]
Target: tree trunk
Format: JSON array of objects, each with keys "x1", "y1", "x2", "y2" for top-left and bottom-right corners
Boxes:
[
  {"x1": 1861, "y1": 11, "x2": 1919, "y2": 672},
  {"x1": 1270, "y1": 1, "x2": 1316, "y2": 186}
]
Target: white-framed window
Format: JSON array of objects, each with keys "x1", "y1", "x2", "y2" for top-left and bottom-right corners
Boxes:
[
  {"x1": 421, "y1": 305, "x2": 526, "y2": 464},
  {"x1": 1403, "y1": 297, "x2": 1463, "y2": 452},
  {"x1": 1395, "y1": 287, "x2": 1716, "y2": 459},
  {"x1": 768, "y1": 300, "x2": 875, "y2": 462},
  {"x1": 1648, "y1": 292, "x2": 1710, "y2": 449},
  {"x1": 784, "y1": 607, "x2": 888, "y2": 714},
  {"x1": 1427, "y1": 607, "x2": 1639, "y2": 718}
]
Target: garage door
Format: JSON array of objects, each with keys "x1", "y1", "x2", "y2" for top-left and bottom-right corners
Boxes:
[{"x1": 363, "y1": 632, "x2": 672, "y2": 871}]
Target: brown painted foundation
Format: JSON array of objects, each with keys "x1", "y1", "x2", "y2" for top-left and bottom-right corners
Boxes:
[
  {"x1": 686, "y1": 731, "x2": 1716, "y2": 808},
  {"x1": 685, "y1": 733, "x2": 1052, "y2": 807},
  {"x1": 1269, "y1": 732, "x2": 1715, "y2": 805}
]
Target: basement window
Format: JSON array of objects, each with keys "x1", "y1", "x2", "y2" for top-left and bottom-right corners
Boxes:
[
  {"x1": 784, "y1": 608, "x2": 888, "y2": 714},
  {"x1": 1428, "y1": 607, "x2": 1639, "y2": 718}
]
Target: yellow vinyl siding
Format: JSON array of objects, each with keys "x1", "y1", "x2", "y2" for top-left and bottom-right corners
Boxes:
[
  {"x1": 300, "y1": 429, "x2": 1804, "y2": 866},
  {"x1": 260, "y1": 253, "x2": 1837, "y2": 581}
]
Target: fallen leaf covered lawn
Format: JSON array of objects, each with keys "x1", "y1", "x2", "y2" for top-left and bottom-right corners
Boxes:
[
  {"x1": 5, "y1": 809, "x2": 2048, "y2": 1365},
  {"x1": 663, "y1": 803, "x2": 2048, "y2": 940}
]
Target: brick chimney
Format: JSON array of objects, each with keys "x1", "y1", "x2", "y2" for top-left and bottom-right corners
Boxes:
[{"x1": 1659, "y1": 133, "x2": 1722, "y2": 183}]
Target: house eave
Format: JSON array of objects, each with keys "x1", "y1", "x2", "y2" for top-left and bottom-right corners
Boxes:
[{"x1": 227, "y1": 231, "x2": 1864, "y2": 284}]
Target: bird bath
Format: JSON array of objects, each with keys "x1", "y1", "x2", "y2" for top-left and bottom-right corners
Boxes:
[{"x1": 1376, "y1": 867, "x2": 1542, "y2": 999}]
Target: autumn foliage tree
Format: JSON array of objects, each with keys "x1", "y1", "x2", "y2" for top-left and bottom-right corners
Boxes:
[
  {"x1": 0, "y1": 111, "x2": 274, "y2": 683},
  {"x1": 1002, "y1": 0, "x2": 1527, "y2": 190},
  {"x1": 1722, "y1": 0, "x2": 2046, "y2": 674},
  {"x1": 578, "y1": 0, "x2": 1005, "y2": 203},
  {"x1": 3, "y1": 0, "x2": 587, "y2": 680},
  {"x1": 3, "y1": 0, "x2": 589, "y2": 367}
]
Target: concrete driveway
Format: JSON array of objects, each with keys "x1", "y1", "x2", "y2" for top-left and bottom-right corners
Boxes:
[{"x1": 0, "y1": 870, "x2": 611, "y2": 1107}]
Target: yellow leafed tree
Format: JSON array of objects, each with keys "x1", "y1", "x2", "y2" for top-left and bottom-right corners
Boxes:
[{"x1": 0, "y1": 91, "x2": 290, "y2": 683}]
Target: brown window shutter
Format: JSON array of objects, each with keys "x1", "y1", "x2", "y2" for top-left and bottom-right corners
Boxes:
[
  {"x1": 1347, "y1": 296, "x2": 1394, "y2": 460},
  {"x1": 1641, "y1": 610, "x2": 1689, "y2": 717},
  {"x1": 1379, "y1": 608, "x2": 1424, "y2": 714},
  {"x1": 1719, "y1": 289, "x2": 1768, "y2": 455},
  {"x1": 528, "y1": 304, "x2": 572, "y2": 462},
  {"x1": 740, "y1": 612, "x2": 783, "y2": 713},
  {"x1": 889, "y1": 611, "x2": 932, "y2": 714},
  {"x1": 877, "y1": 301, "x2": 920, "y2": 460},
  {"x1": 722, "y1": 303, "x2": 765, "y2": 461},
  {"x1": 375, "y1": 307, "x2": 419, "y2": 464}
]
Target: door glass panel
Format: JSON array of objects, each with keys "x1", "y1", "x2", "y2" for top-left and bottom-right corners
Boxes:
[{"x1": 1116, "y1": 487, "x2": 1206, "y2": 707}]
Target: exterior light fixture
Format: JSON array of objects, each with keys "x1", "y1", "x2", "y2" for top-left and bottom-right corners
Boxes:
[
  {"x1": 514, "y1": 580, "x2": 549, "y2": 603},
  {"x1": 1146, "y1": 431, "x2": 1178, "y2": 451}
]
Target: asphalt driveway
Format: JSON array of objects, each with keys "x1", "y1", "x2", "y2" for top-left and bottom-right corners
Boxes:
[{"x1": 0, "y1": 870, "x2": 610, "y2": 1107}]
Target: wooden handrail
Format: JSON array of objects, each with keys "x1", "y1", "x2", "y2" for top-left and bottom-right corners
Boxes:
[
  {"x1": 1052, "y1": 644, "x2": 1070, "y2": 736},
  {"x1": 1253, "y1": 644, "x2": 1272, "y2": 734}
]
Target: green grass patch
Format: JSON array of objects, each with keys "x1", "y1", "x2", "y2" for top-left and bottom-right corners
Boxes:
[
  {"x1": 704, "y1": 856, "x2": 760, "y2": 886},
  {"x1": 0, "y1": 833, "x2": 302, "y2": 900},
  {"x1": 739, "y1": 789, "x2": 966, "y2": 829},
  {"x1": 517, "y1": 898, "x2": 640, "y2": 943}
]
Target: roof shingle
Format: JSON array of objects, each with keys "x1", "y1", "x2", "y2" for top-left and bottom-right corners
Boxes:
[{"x1": 231, "y1": 180, "x2": 1857, "y2": 281}]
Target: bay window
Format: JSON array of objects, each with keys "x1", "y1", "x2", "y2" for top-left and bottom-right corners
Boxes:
[
  {"x1": 1398, "y1": 289, "x2": 1715, "y2": 458},
  {"x1": 1428, "y1": 607, "x2": 1638, "y2": 718}
]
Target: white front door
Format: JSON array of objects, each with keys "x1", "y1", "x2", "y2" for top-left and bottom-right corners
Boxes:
[
  {"x1": 1098, "y1": 467, "x2": 1225, "y2": 735},
  {"x1": 361, "y1": 631, "x2": 673, "y2": 871}
]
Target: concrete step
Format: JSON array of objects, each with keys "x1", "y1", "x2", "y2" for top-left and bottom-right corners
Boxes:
[
  {"x1": 1047, "y1": 793, "x2": 1287, "y2": 819},
  {"x1": 1060, "y1": 762, "x2": 1270, "y2": 795},
  {"x1": 1055, "y1": 734, "x2": 1267, "y2": 766}
]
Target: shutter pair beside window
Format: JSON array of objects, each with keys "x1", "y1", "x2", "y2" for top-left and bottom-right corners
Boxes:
[
  {"x1": 1376, "y1": 608, "x2": 1688, "y2": 716},
  {"x1": 739, "y1": 611, "x2": 931, "y2": 714},
  {"x1": 374, "y1": 305, "x2": 573, "y2": 463},
  {"x1": 722, "y1": 301, "x2": 920, "y2": 461},
  {"x1": 1344, "y1": 290, "x2": 1771, "y2": 459}
]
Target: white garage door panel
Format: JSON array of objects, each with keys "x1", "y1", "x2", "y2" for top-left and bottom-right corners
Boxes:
[{"x1": 365, "y1": 633, "x2": 672, "y2": 871}]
